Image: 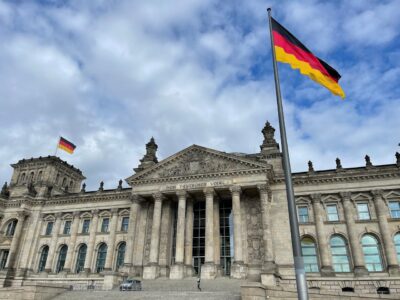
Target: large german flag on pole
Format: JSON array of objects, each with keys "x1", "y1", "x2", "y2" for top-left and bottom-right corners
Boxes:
[
  {"x1": 271, "y1": 17, "x2": 345, "y2": 98},
  {"x1": 58, "y1": 137, "x2": 76, "y2": 154}
]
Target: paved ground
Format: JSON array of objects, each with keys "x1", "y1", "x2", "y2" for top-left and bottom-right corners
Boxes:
[{"x1": 53, "y1": 278, "x2": 243, "y2": 300}]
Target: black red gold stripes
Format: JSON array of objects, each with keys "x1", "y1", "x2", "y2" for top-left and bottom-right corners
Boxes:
[
  {"x1": 58, "y1": 137, "x2": 76, "y2": 154},
  {"x1": 271, "y1": 17, "x2": 345, "y2": 98}
]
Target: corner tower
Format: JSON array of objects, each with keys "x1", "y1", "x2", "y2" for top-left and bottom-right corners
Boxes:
[{"x1": 8, "y1": 156, "x2": 85, "y2": 198}]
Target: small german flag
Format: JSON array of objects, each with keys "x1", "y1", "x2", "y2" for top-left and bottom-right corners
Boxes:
[
  {"x1": 58, "y1": 137, "x2": 76, "y2": 154},
  {"x1": 271, "y1": 17, "x2": 345, "y2": 98}
]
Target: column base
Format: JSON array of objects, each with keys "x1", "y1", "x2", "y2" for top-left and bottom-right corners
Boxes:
[
  {"x1": 354, "y1": 266, "x2": 369, "y2": 277},
  {"x1": 230, "y1": 261, "x2": 248, "y2": 279},
  {"x1": 185, "y1": 264, "x2": 195, "y2": 277},
  {"x1": 169, "y1": 263, "x2": 185, "y2": 279},
  {"x1": 388, "y1": 265, "x2": 400, "y2": 276},
  {"x1": 143, "y1": 264, "x2": 159, "y2": 280},
  {"x1": 320, "y1": 265, "x2": 335, "y2": 277},
  {"x1": 261, "y1": 261, "x2": 276, "y2": 274},
  {"x1": 200, "y1": 262, "x2": 217, "y2": 279}
]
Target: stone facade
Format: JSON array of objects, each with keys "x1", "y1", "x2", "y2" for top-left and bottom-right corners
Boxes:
[{"x1": 0, "y1": 122, "x2": 400, "y2": 297}]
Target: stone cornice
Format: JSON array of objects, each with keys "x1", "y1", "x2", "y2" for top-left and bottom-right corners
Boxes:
[
  {"x1": 274, "y1": 165, "x2": 400, "y2": 186},
  {"x1": 132, "y1": 168, "x2": 270, "y2": 185}
]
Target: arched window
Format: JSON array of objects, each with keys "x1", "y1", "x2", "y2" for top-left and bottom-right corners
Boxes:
[
  {"x1": 62, "y1": 178, "x2": 67, "y2": 187},
  {"x1": 38, "y1": 246, "x2": 49, "y2": 272},
  {"x1": 37, "y1": 171, "x2": 43, "y2": 182},
  {"x1": 96, "y1": 243, "x2": 107, "y2": 273},
  {"x1": 115, "y1": 242, "x2": 126, "y2": 270},
  {"x1": 75, "y1": 244, "x2": 87, "y2": 273},
  {"x1": 20, "y1": 173, "x2": 26, "y2": 183},
  {"x1": 69, "y1": 180, "x2": 74, "y2": 188},
  {"x1": 5, "y1": 220, "x2": 17, "y2": 236},
  {"x1": 28, "y1": 172, "x2": 34, "y2": 182},
  {"x1": 301, "y1": 237, "x2": 319, "y2": 272},
  {"x1": 394, "y1": 233, "x2": 400, "y2": 263},
  {"x1": 362, "y1": 234, "x2": 383, "y2": 272},
  {"x1": 330, "y1": 235, "x2": 351, "y2": 272},
  {"x1": 56, "y1": 245, "x2": 68, "y2": 273}
]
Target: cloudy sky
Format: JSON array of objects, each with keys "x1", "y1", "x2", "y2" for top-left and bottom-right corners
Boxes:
[{"x1": 1, "y1": 0, "x2": 400, "y2": 190}]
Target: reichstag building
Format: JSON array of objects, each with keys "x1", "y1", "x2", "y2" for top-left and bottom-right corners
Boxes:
[{"x1": 1, "y1": 122, "x2": 400, "y2": 295}]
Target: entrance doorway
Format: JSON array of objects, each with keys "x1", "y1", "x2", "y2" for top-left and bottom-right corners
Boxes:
[
  {"x1": 219, "y1": 199, "x2": 233, "y2": 276},
  {"x1": 192, "y1": 201, "x2": 205, "y2": 275}
]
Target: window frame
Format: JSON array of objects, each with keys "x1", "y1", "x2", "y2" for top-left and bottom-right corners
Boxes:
[
  {"x1": 297, "y1": 206, "x2": 309, "y2": 223},
  {"x1": 301, "y1": 236, "x2": 320, "y2": 273},
  {"x1": 45, "y1": 221, "x2": 54, "y2": 236},
  {"x1": 120, "y1": 217, "x2": 129, "y2": 232},
  {"x1": 357, "y1": 202, "x2": 371, "y2": 220},
  {"x1": 389, "y1": 201, "x2": 400, "y2": 219},
  {"x1": 5, "y1": 220, "x2": 17, "y2": 237},
  {"x1": 330, "y1": 235, "x2": 351, "y2": 272},
  {"x1": 81, "y1": 219, "x2": 90, "y2": 234},
  {"x1": 326, "y1": 204, "x2": 339, "y2": 221},
  {"x1": 63, "y1": 220, "x2": 72, "y2": 235},
  {"x1": 101, "y1": 218, "x2": 110, "y2": 233},
  {"x1": 361, "y1": 234, "x2": 384, "y2": 272}
]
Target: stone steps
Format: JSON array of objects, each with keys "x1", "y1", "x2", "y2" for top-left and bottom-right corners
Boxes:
[
  {"x1": 54, "y1": 291, "x2": 240, "y2": 300},
  {"x1": 54, "y1": 278, "x2": 242, "y2": 300}
]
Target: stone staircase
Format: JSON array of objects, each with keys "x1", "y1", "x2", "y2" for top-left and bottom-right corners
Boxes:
[{"x1": 53, "y1": 278, "x2": 242, "y2": 300}]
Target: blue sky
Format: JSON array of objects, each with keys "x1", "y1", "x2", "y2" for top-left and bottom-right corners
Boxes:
[{"x1": 1, "y1": 0, "x2": 400, "y2": 190}]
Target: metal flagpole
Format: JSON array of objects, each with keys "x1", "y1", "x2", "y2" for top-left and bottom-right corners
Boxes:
[{"x1": 267, "y1": 8, "x2": 309, "y2": 300}]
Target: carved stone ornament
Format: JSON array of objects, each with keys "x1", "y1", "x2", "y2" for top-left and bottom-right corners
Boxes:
[
  {"x1": 81, "y1": 183, "x2": 86, "y2": 193},
  {"x1": 229, "y1": 185, "x2": 241, "y2": 194},
  {"x1": 371, "y1": 189, "x2": 383, "y2": 199},
  {"x1": 336, "y1": 158, "x2": 342, "y2": 169},
  {"x1": 310, "y1": 193, "x2": 322, "y2": 204},
  {"x1": 176, "y1": 190, "x2": 187, "y2": 199},
  {"x1": 153, "y1": 192, "x2": 165, "y2": 202},
  {"x1": 339, "y1": 192, "x2": 352, "y2": 201},
  {"x1": 396, "y1": 152, "x2": 400, "y2": 167},
  {"x1": 308, "y1": 161, "x2": 314, "y2": 172},
  {"x1": 203, "y1": 187, "x2": 215, "y2": 197},
  {"x1": 131, "y1": 194, "x2": 145, "y2": 204},
  {"x1": 365, "y1": 155, "x2": 372, "y2": 167},
  {"x1": 117, "y1": 179, "x2": 123, "y2": 190},
  {"x1": 98, "y1": 181, "x2": 104, "y2": 191}
]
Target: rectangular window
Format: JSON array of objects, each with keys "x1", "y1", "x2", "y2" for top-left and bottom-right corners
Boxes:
[
  {"x1": 63, "y1": 220, "x2": 72, "y2": 235},
  {"x1": 121, "y1": 217, "x2": 129, "y2": 232},
  {"x1": 0, "y1": 250, "x2": 9, "y2": 270},
  {"x1": 82, "y1": 219, "x2": 90, "y2": 234},
  {"x1": 101, "y1": 218, "x2": 109, "y2": 233},
  {"x1": 45, "y1": 222, "x2": 54, "y2": 235},
  {"x1": 298, "y1": 206, "x2": 309, "y2": 223},
  {"x1": 327, "y1": 204, "x2": 339, "y2": 221},
  {"x1": 357, "y1": 203, "x2": 370, "y2": 220},
  {"x1": 389, "y1": 201, "x2": 400, "y2": 219}
]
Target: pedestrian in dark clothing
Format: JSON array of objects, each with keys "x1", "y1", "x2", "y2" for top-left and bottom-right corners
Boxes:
[{"x1": 197, "y1": 277, "x2": 201, "y2": 291}]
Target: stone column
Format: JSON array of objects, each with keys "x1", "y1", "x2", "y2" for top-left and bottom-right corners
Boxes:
[
  {"x1": 104, "y1": 208, "x2": 119, "y2": 271},
  {"x1": 258, "y1": 184, "x2": 276, "y2": 286},
  {"x1": 213, "y1": 197, "x2": 221, "y2": 274},
  {"x1": 230, "y1": 185, "x2": 247, "y2": 279},
  {"x1": 311, "y1": 193, "x2": 334, "y2": 276},
  {"x1": 170, "y1": 191, "x2": 187, "y2": 279},
  {"x1": 201, "y1": 187, "x2": 217, "y2": 279},
  {"x1": 123, "y1": 194, "x2": 142, "y2": 272},
  {"x1": 63, "y1": 212, "x2": 80, "y2": 272},
  {"x1": 340, "y1": 192, "x2": 368, "y2": 276},
  {"x1": 5, "y1": 211, "x2": 28, "y2": 270},
  {"x1": 44, "y1": 213, "x2": 62, "y2": 273},
  {"x1": 84, "y1": 210, "x2": 99, "y2": 273},
  {"x1": 17, "y1": 210, "x2": 41, "y2": 276},
  {"x1": 372, "y1": 190, "x2": 400, "y2": 275},
  {"x1": 184, "y1": 198, "x2": 194, "y2": 276},
  {"x1": 143, "y1": 192, "x2": 164, "y2": 279}
]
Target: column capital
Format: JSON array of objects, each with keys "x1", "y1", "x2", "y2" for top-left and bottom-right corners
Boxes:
[
  {"x1": 54, "y1": 212, "x2": 63, "y2": 219},
  {"x1": 340, "y1": 192, "x2": 352, "y2": 201},
  {"x1": 110, "y1": 208, "x2": 119, "y2": 215},
  {"x1": 91, "y1": 209, "x2": 100, "y2": 216},
  {"x1": 229, "y1": 185, "x2": 242, "y2": 195},
  {"x1": 72, "y1": 211, "x2": 80, "y2": 218},
  {"x1": 203, "y1": 187, "x2": 215, "y2": 197},
  {"x1": 257, "y1": 184, "x2": 270, "y2": 194},
  {"x1": 371, "y1": 189, "x2": 384, "y2": 199},
  {"x1": 153, "y1": 192, "x2": 166, "y2": 202},
  {"x1": 310, "y1": 193, "x2": 322, "y2": 204},
  {"x1": 176, "y1": 190, "x2": 187, "y2": 199},
  {"x1": 131, "y1": 194, "x2": 145, "y2": 204},
  {"x1": 17, "y1": 210, "x2": 29, "y2": 220}
]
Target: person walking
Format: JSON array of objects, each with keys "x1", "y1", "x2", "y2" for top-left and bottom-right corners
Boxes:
[{"x1": 197, "y1": 277, "x2": 201, "y2": 291}]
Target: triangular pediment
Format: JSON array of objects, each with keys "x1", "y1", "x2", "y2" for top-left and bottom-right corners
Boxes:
[{"x1": 127, "y1": 145, "x2": 267, "y2": 183}]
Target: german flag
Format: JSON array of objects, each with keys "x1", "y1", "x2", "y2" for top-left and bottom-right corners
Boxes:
[
  {"x1": 58, "y1": 137, "x2": 76, "y2": 154},
  {"x1": 271, "y1": 17, "x2": 345, "y2": 98}
]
